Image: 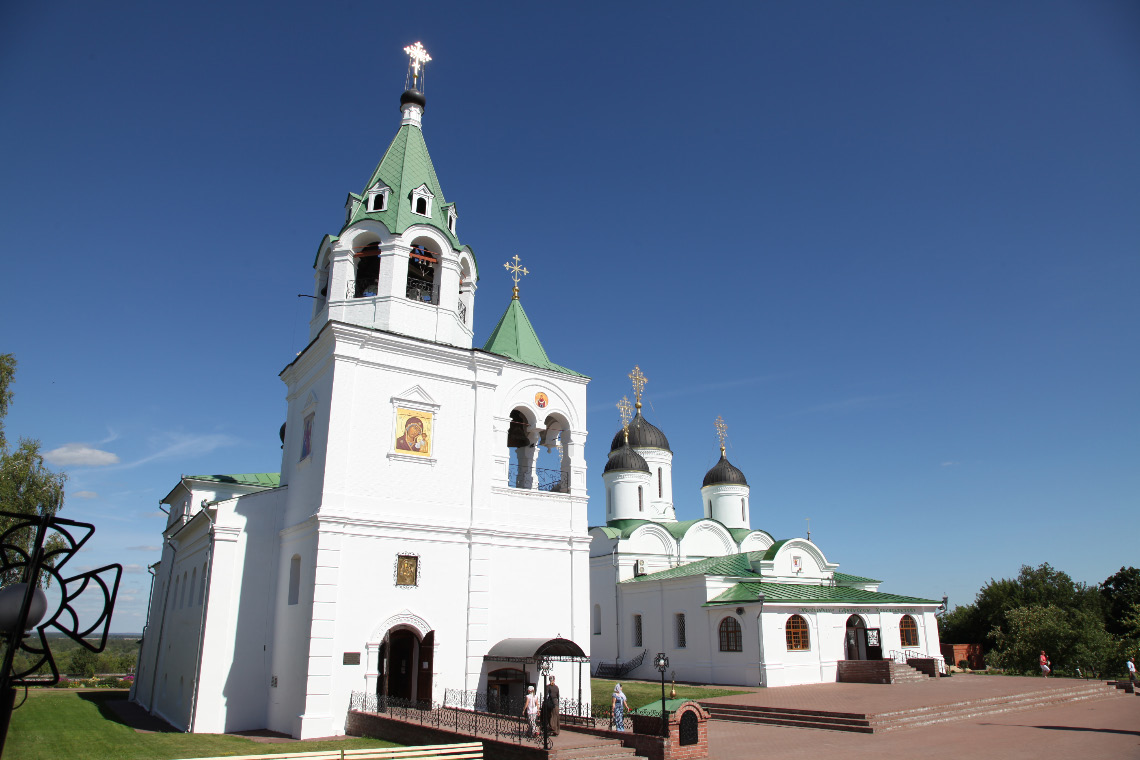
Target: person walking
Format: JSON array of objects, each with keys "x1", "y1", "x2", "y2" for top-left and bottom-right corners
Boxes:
[
  {"x1": 1040, "y1": 651, "x2": 1051, "y2": 678},
  {"x1": 1127, "y1": 657, "x2": 1137, "y2": 686},
  {"x1": 523, "y1": 685, "x2": 539, "y2": 737},
  {"x1": 612, "y1": 683, "x2": 629, "y2": 732},
  {"x1": 545, "y1": 675, "x2": 560, "y2": 735}
]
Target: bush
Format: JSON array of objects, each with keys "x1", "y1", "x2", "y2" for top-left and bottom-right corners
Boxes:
[{"x1": 958, "y1": 660, "x2": 969, "y2": 670}]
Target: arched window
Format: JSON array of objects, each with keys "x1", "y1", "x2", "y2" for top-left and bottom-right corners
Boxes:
[
  {"x1": 288, "y1": 554, "x2": 301, "y2": 606},
  {"x1": 741, "y1": 498, "x2": 746, "y2": 521},
  {"x1": 507, "y1": 409, "x2": 532, "y2": 489},
  {"x1": 718, "y1": 617, "x2": 742, "y2": 652},
  {"x1": 900, "y1": 615, "x2": 919, "y2": 648},
  {"x1": 675, "y1": 613, "x2": 687, "y2": 648},
  {"x1": 657, "y1": 468, "x2": 662, "y2": 498},
  {"x1": 592, "y1": 604, "x2": 601, "y2": 635},
  {"x1": 173, "y1": 576, "x2": 180, "y2": 611},
  {"x1": 354, "y1": 242, "x2": 381, "y2": 298},
  {"x1": 638, "y1": 486, "x2": 643, "y2": 511},
  {"x1": 415, "y1": 197, "x2": 427, "y2": 215},
  {"x1": 786, "y1": 615, "x2": 810, "y2": 651},
  {"x1": 633, "y1": 614, "x2": 643, "y2": 647},
  {"x1": 181, "y1": 571, "x2": 188, "y2": 608}
]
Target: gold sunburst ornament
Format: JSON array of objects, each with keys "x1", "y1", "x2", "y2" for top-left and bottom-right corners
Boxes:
[
  {"x1": 504, "y1": 254, "x2": 528, "y2": 300},
  {"x1": 628, "y1": 365, "x2": 648, "y2": 410},
  {"x1": 617, "y1": 396, "x2": 634, "y2": 444},
  {"x1": 714, "y1": 415, "x2": 728, "y2": 457}
]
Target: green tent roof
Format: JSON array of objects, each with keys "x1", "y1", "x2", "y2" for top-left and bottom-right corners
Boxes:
[
  {"x1": 704, "y1": 581, "x2": 938, "y2": 606},
  {"x1": 481, "y1": 298, "x2": 583, "y2": 376},
  {"x1": 185, "y1": 473, "x2": 281, "y2": 488},
  {"x1": 335, "y1": 118, "x2": 477, "y2": 276}
]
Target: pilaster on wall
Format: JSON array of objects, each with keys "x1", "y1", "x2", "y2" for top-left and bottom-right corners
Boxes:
[
  {"x1": 463, "y1": 541, "x2": 492, "y2": 691},
  {"x1": 299, "y1": 525, "x2": 343, "y2": 739}
]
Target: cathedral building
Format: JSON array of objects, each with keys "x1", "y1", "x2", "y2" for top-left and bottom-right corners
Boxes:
[
  {"x1": 589, "y1": 385, "x2": 944, "y2": 688},
  {"x1": 132, "y1": 46, "x2": 591, "y2": 739}
]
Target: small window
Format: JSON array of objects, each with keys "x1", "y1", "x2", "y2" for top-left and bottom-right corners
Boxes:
[
  {"x1": 415, "y1": 197, "x2": 427, "y2": 214},
  {"x1": 633, "y1": 614, "x2": 643, "y2": 647},
  {"x1": 592, "y1": 604, "x2": 602, "y2": 635},
  {"x1": 741, "y1": 498, "x2": 746, "y2": 521},
  {"x1": 300, "y1": 413, "x2": 315, "y2": 461},
  {"x1": 675, "y1": 613, "x2": 687, "y2": 648},
  {"x1": 288, "y1": 555, "x2": 301, "y2": 605},
  {"x1": 718, "y1": 617, "x2": 741, "y2": 652},
  {"x1": 900, "y1": 615, "x2": 919, "y2": 648},
  {"x1": 370, "y1": 193, "x2": 386, "y2": 212},
  {"x1": 658, "y1": 468, "x2": 663, "y2": 498},
  {"x1": 638, "y1": 486, "x2": 643, "y2": 512},
  {"x1": 786, "y1": 614, "x2": 810, "y2": 651}
]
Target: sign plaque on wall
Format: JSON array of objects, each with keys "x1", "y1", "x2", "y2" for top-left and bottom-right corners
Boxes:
[{"x1": 343, "y1": 652, "x2": 361, "y2": 665}]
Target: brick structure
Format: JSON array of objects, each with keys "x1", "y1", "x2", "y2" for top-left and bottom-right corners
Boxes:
[{"x1": 941, "y1": 643, "x2": 985, "y2": 670}]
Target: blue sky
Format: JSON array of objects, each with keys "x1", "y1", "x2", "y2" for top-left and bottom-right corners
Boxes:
[{"x1": 2, "y1": 1, "x2": 1137, "y2": 634}]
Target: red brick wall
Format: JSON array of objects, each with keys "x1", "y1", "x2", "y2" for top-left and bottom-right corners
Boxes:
[{"x1": 940, "y1": 643, "x2": 985, "y2": 670}]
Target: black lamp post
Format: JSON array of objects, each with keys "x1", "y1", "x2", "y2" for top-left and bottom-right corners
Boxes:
[
  {"x1": 0, "y1": 510, "x2": 122, "y2": 758},
  {"x1": 538, "y1": 657, "x2": 552, "y2": 750},
  {"x1": 653, "y1": 652, "x2": 669, "y2": 738}
]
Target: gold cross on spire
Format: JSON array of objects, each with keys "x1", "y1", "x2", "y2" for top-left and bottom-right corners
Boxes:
[
  {"x1": 617, "y1": 396, "x2": 634, "y2": 444},
  {"x1": 628, "y1": 365, "x2": 648, "y2": 410},
  {"x1": 504, "y1": 255, "x2": 528, "y2": 300},
  {"x1": 714, "y1": 415, "x2": 728, "y2": 456},
  {"x1": 403, "y1": 42, "x2": 432, "y2": 89}
]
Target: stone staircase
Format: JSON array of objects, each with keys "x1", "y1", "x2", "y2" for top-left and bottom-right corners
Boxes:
[
  {"x1": 1108, "y1": 679, "x2": 1137, "y2": 695},
  {"x1": 836, "y1": 659, "x2": 931, "y2": 684},
  {"x1": 702, "y1": 680, "x2": 1125, "y2": 734}
]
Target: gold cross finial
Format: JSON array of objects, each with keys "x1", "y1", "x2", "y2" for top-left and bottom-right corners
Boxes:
[
  {"x1": 628, "y1": 365, "x2": 648, "y2": 410},
  {"x1": 714, "y1": 415, "x2": 728, "y2": 456},
  {"x1": 617, "y1": 396, "x2": 634, "y2": 443},
  {"x1": 504, "y1": 255, "x2": 528, "y2": 300},
  {"x1": 403, "y1": 42, "x2": 432, "y2": 89}
]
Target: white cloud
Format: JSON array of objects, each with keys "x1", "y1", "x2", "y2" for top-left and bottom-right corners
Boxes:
[
  {"x1": 44, "y1": 443, "x2": 120, "y2": 467},
  {"x1": 70, "y1": 490, "x2": 99, "y2": 499},
  {"x1": 111, "y1": 432, "x2": 239, "y2": 471},
  {"x1": 127, "y1": 545, "x2": 160, "y2": 552},
  {"x1": 123, "y1": 564, "x2": 145, "y2": 574}
]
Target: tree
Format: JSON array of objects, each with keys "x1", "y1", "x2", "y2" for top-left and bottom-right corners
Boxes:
[
  {"x1": 988, "y1": 604, "x2": 1119, "y2": 676},
  {"x1": 1101, "y1": 567, "x2": 1140, "y2": 637},
  {"x1": 0, "y1": 354, "x2": 67, "y2": 586}
]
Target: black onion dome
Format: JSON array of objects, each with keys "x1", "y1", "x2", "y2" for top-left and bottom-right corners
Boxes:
[
  {"x1": 604, "y1": 444, "x2": 650, "y2": 474},
  {"x1": 702, "y1": 454, "x2": 748, "y2": 487},
  {"x1": 400, "y1": 89, "x2": 427, "y2": 109},
  {"x1": 609, "y1": 411, "x2": 671, "y2": 453}
]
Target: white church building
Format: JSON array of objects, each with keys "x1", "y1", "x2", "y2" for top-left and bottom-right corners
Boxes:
[
  {"x1": 589, "y1": 400, "x2": 944, "y2": 688},
  {"x1": 132, "y1": 49, "x2": 592, "y2": 739}
]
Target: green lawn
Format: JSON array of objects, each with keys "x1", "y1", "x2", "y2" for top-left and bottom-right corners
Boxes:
[
  {"x1": 7, "y1": 690, "x2": 397, "y2": 760},
  {"x1": 590, "y1": 679, "x2": 748, "y2": 710}
]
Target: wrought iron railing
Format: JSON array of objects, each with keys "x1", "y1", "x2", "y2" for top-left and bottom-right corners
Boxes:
[
  {"x1": 349, "y1": 692, "x2": 544, "y2": 746},
  {"x1": 506, "y1": 464, "x2": 568, "y2": 493},
  {"x1": 406, "y1": 277, "x2": 435, "y2": 303},
  {"x1": 889, "y1": 649, "x2": 948, "y2": 675},
  {"x1": 438, "y1": 689, "x2": 664, "y2": 736},
  {"x1": 594, "y1": 649, "x2": 647, "y2": 679}
]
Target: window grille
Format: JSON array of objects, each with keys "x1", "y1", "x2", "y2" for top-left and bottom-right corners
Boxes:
[
  {"x1": 718, "y1": 617, "x2": 741, "y2": 652},
  {"x1": 633, "y1": 614, "x2": 643, "y2": 647},
  {"x1": 676, "y1": 613, "x2": 687, "y2": 648},
  {"x1": 786, "y1": 615, "x2": 810, "y2": 650}
]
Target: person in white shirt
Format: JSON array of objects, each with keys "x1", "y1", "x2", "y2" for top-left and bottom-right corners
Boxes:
[{"x1": 1128, "y1": 657, "x2": 1137, "y2": 686}]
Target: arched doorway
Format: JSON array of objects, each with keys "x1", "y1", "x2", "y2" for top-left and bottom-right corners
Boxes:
[
  {"x1": 845, "y1": 615, "x2": 868, "y2": 660},
  {"x1": 376, "y1": 628, "x2": 434, "y2": 704}
]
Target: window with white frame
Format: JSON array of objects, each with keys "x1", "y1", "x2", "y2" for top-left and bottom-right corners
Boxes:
[
  {"x1": 446, "y1": 205, "x2": 457, "y2": 234},
  {"x1": 368, "y1": 183, "x2": 390, "y2": 212},
  {"x1": 410, "y1": 184, "x2": 434, "y2": 217}
]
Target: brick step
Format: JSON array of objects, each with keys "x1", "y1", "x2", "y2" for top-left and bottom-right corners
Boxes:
[
  {"x1": 871, "y1": 683, "x2": 1120, "y2": 720},
  {"x1": 550, "y1": 744, "x2": 639, "y2": 760},
  {"x1": 706, "y1": 707, "x2": 870, "y2": 728},
  {"x1": 710, "y1": 714, "x2": 875, "y2": 733}
]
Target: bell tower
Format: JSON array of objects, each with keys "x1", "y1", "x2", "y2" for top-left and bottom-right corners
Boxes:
[{"x1": 308, "y1": 41, "x2": 477, "y2": 349}]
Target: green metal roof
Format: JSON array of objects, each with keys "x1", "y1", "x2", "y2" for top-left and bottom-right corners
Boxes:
[
  {"x1": 759, "y1": 539, "x2": 790, "y2": 561},
  {"x1": 481, "y1": 298, "x2": 583, "y2": 376},
  {"x1": 728, "y1": 527, "x2": 774, "y2": 543},
  {"x1": 184, "y1": 473, "x2": 281, "y2": 488},
  {"x1": 600, "y1": 518, "x2": 755, "y2": 542},
  {"x1": 624, "y1": 551, "x2": 767, "y2": 583},
  {"x1": 340, "y1": 122, "x2": 477, "y2": 274},
  {"x1": 704, "y1": 581, "x2": 938, "y2": 606},
  {"x1": 834, "y1": 571, "x2": 881, "y2": 584}
]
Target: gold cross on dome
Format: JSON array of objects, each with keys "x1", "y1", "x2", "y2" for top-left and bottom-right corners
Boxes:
[
  {"x1": 715, "y1": 415, "x2": 728, "y2": 455},
  {"x1": 628, "y1": 366, "x2": 648, "y2": 409},
  {"x1": 404, "y1": 42, "x2": 432, "y2": 87},
  {"x1": 504, "y1": 255, "x2": 528, "y2": 299},
  {"x1": 617, "y1": 396, "x2": 634, "y2": 442}
]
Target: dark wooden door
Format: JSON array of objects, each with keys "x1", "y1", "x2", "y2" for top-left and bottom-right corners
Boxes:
[
  {"x1": 416, "y1": 631, "x2": 434, "y2": 705},
  {"x1": 388, "y1": 630, "x2": 416, "y2": 700}
]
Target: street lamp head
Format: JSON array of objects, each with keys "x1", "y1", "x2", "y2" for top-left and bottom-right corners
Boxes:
[
  {"x1": 0, "y1": 584, "x2": 48, "y2": 634},
  {"x1": 654, "y1": 652, "x2": 669, "y2": 672},
  {"x1": 538, "y1": 658, "x2": 553, "y2": 676}
]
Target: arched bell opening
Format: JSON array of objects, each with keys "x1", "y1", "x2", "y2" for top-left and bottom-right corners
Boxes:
[
  {"x1": 507, "y1": 408, "x2": 536, "y2": 489},
  {"x1": 407, "y1": 236, "x2": 441, "y2": 305},
  {"x1": 353, "y1": 241, "x2": 382, "y2": 298},
  {"x1": 535, "y1": 414, "x2": 571, "y2": 493}
]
